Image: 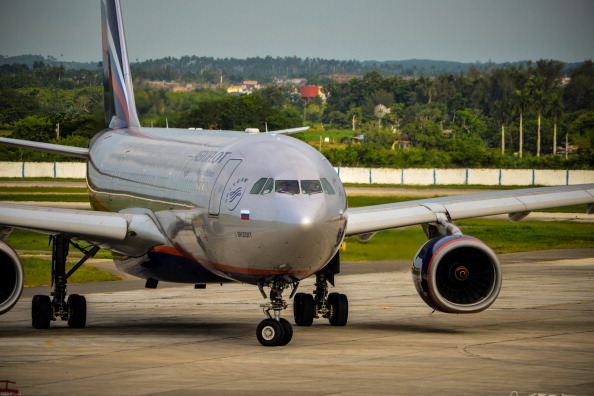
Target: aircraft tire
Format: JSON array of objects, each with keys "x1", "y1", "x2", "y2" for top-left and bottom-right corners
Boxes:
[
  {"x1": 293, "y1": 292, "x2": 314, "y2": 326},
  {"x1": 67, "y1": 294, "x2": 87, "y2": 328},
  {"x1": 32, "y1": 295, "x2": 52, "y2": 329},
  {"x1": 256, "y1": 318, "x2": 286, "y2": 347},
  {"x1": 279, "y1": 318, "x2": 293, "y2": 346},
  {"x1": 328, "y1": 292, "x2": 348, "y2": 326}
]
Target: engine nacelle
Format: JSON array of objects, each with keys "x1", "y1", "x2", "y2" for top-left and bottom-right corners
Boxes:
[
  {"x1": 412, "y1": 235, "x2": 501, "y2": 314},
  {"x1": 0, "y1": 241, "x2": 24, "y2": 315}
]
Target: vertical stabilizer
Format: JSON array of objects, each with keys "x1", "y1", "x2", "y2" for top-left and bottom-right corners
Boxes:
[{"x1": 101, "y1": 0, "x2": 140, "y2": 129}]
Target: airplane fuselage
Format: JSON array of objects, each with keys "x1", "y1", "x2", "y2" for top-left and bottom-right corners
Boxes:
[{"x1": 86, "y1": 127, "x2": 348, "y2": 285}]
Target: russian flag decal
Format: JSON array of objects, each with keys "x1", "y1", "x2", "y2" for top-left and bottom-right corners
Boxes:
[{"x1": 241, "y1": 209, "x2": 250, "y2": 220}]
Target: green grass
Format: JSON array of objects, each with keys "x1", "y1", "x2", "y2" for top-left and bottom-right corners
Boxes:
[
  {"x1": 22, "y1": 257, "x2": 120, "y2": 287},
  {"x1": 0, "y1": 177, "x2": 86, "y2": 182},
  {"x1": 0, "y1": 186, "x2": 88, "y2": 202},
  {"x1": 6, "y1": 229, "x2": 112, "y2": 259},
  {"x1": 341, "y1": 219, "x2": 594, "y2": 261},
  {"x1": 0, "y1": 187, "x2": 87, "y2": 193},
  {"x1": 294, "y1": 130, "x2": 357, "y2": 144},
  {"x1": 0, "y1": 193, "x2": 88, "y2": 202}
]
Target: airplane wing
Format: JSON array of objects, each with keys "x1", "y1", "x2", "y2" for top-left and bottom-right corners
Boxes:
[
  {"x1": 0, "y1": 137, "x2": 89, "y2": 159},
  {"x1": 0, "y1": 203, "x2": 167, "y2": 257},
  {"x1": 346, "y1": 184, "x2": 594, "y2": 237}
]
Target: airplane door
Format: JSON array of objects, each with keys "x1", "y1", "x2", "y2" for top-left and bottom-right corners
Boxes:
[{"x1": 208, "y1": 159, "x2": 242, "y2": 216}]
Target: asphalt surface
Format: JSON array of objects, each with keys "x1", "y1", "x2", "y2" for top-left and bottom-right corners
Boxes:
[{"x1": 1, "y1": 249, "x2": 593, "y2": 395}]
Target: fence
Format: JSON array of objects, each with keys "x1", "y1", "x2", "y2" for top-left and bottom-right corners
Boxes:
[
  {"x1": 335, "y1": 167, "x2": 594, "y2": 186},
  {"x1": 0, "y1": 162, "x2": 592, "y2": 186},
  {"x1": 0, "y1": 162, "x2": 87, "y2": 179}
]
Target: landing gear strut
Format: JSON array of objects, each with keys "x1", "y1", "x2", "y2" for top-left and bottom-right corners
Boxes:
[
  {"x1": 256, "y1": 278, "x2": 298, "y2": 346},
  {"x1": 294, "y1": 252, "x2": 348, "y2": 327},
  {"x1": 32, "y1": 235, "x2": 99, "y2": 329}
]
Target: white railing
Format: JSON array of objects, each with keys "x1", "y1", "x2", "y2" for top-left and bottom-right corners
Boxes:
[{"x1": 0, "y1": 162, "x2": 592, "y2": 186}]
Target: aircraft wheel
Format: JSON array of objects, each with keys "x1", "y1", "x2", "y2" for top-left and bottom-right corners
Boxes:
[
  {"x1": 279, "y1": 318, "x2": 293, "y2": 346},
  {"x1": 328, "y1": 292, "x2": 348, "y2": 326},
  {"x1": 293, "y1": 292, "x2": 314, "y2": 326},
  {"x1": 256, "y1": 318, "x2": 286, "y2": 347},
  {"x1": 67, "y1": 294, "x2": 87, "y2": 328},
  {"x1": 32, "y1": 295, "x2": 52, "y2": 329}
]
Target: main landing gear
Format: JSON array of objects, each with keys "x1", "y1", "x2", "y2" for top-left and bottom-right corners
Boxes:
[
  {"x1": 293, "y1": 265, "x2": 348, "y2": 328},
  {"x1": 32, "y1": 235, "x2": 99, "y2": 329}
]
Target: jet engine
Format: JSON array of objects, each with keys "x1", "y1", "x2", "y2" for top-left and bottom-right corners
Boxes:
[
  {"x1": 412, "y1": 235, "x2": 501, "y2": 313},
  {"x1": 0, "y1": 241, "x2": 24, "y2": 315}
]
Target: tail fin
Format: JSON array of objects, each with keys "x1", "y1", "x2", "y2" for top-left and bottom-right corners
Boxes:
[{"x1": 101, "y1": 0, "x2": 140, "y2": 129}]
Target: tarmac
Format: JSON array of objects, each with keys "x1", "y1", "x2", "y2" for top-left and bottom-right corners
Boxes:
[{"x1": 1, "y1": 249, "x2": 593, "y2": 395}]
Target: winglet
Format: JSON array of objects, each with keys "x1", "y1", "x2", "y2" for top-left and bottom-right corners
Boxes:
[{"x1": 101, "y1": 0, "x2": 140, "y2": 130}]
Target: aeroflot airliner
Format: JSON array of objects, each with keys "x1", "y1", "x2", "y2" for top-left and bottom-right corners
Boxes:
[{"x1": 1, "y1": 0, "x2": 593, "y2": 346}]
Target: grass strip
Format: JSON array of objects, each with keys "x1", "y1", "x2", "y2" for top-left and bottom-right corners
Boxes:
[
  {"x1": 22, "y1": 257, "x2": 121, "y2": 287},
  {"x1": 341, "y1": 219, "x2": 594, "y2": 261},
  {"x1": 0, "y1": 193, "x2": 88, "y2": 202}
]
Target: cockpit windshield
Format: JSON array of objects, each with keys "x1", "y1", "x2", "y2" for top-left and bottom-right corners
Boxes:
[
  {"x1": 301, "y1": 180, "x2": 323, "y2": 194},
  {"x1": 249, "y1": 178, "x2": 336, "y2": 195},
  {"x1": 275, "y1": 180, "x2": 300, "y2": 194}
]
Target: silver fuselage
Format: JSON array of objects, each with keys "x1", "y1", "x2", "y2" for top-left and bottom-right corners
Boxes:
[{"x1": 87, "y1": 127, "x2": 348, "y2": 285}]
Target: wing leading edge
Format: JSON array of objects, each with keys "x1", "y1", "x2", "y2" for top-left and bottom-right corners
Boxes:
[
  {"x1": 345, "y1": 184, "x2": 594, "y2": 237},
  {"x1": 0, "y1": 203, "x2": 167, "y2": 257}
]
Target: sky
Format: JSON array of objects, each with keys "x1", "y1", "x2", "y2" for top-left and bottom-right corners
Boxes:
[{"x1": 0, "y1": 0, "x2": 593, "y2": 64}]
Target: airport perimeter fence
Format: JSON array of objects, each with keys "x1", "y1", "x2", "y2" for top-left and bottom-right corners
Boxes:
[{"x1": 0, "y1": 162, "x2": 593, "y2": 186}]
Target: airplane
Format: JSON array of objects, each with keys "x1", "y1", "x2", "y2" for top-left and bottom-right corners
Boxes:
[{"x1": 0, "y1": 0, "x2": 593, "y2": 347}]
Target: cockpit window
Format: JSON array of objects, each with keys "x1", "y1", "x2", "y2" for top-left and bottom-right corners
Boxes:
[
  {"x1": 261, "y1": 178, "x2": 274, "y2": 194},
  {"x1": 321, "y1": 178, "x2": 335, "y2": 194},
  {"x1": 275, "y1": 180, "x2": 300, "y2": 194},
  {"x1": 250, "y1": 178, "x2": 268, "y2": 194},
  {"x1": 250, "y1": 178, "x2": 274, "y2": 194},
  {"x1": 301, "y1": 180, "x2": 323, "y2": 194}
]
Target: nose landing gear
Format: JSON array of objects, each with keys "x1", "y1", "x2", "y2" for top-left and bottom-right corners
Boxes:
[{"x1": 256, "y1": 278, "x2": 298, "y2": 346}]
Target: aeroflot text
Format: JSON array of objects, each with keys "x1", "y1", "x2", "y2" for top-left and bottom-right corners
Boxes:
[{"x1": 192, "y1": 151, "x2": 233, "y2": 164}]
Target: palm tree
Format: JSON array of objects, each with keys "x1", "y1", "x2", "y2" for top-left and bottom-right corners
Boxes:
[
  {"x1": 512, "y1": 88, "x2": 530, "y2": 158},
  {"x1": 526, "y1": 76, "x2": 546, "y2": 156},
  {"x1": 493, "y1": 100, "x2": 513, "y2": 154},
  {"x1": 546, "y1": 93, "x2": 564, "y2": 155}
]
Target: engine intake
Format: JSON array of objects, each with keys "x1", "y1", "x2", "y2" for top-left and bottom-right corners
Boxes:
[
  {"x1": 0, "y1": 241, "x2": 24, "y2": 315},
  {"x1": 412, "y1": 235, "x2": 501, "y2": 313}
]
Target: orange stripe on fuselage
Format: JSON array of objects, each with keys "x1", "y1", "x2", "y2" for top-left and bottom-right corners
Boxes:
[{"x1": 150, "y1": 245, "x2": 314, "y2": 276}]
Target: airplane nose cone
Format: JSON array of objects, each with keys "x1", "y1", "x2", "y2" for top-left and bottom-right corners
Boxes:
[{"x1": 268, "y1": 196, "x2": 343, "y2": 273}]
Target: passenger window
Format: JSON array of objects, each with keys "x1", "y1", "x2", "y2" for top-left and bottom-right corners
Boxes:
[
  {"x1": 261, "y1": 178, "x2": 274, "y2": 194},
  {"x1": 250, "y1": 178, "x2": 268, "y2": 194},
  {"x1": 321, "y1": 178, "x2": 335, "y2": 194},
  {"x1": 275, "y1": 180, "x2": 300, "y2": 194},
  {"x1": 301, "y1": 180, "x2": 323, "y2": 194}
]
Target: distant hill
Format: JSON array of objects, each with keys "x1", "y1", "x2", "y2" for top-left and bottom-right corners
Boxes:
[
  {"x1": 0, "y1": 54, "x2": 585, "y2": 81},
  {"x1": 0, "y1": 54, "x2": 99, "y2": 71}
]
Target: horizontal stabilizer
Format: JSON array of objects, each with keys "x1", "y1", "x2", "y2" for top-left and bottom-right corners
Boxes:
[
  {"x1": 0, "y1": 137, "x2": 89, "y2": 159},
  {"x1": 269, "y1": 127, "x2": 310, "y2": 134}
]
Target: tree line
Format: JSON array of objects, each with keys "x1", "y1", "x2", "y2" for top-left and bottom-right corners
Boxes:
[{"x1": 0, "y1": 58, "x2": 592, "y2": 169}]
